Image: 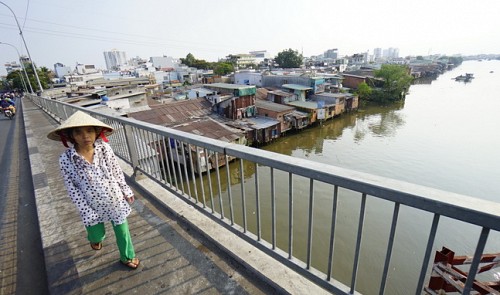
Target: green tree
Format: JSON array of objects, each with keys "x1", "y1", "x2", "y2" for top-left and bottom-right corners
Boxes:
[
  {"x1": 373, "y1": 64, "x2": 413, "y2": 102},
  {"x1": 192, "y1": 59, "x2": 210, "y2": 70},
  {"x1": 180, "y1": 53, "x2": 214, "y2": 70},
  {"x1": 355, "y1": 82, "x2": 372, "y2": 100},
  {"x1": 6, "y1": 70, "x2": 26, "y2": 90},
  {"x1": 180, "y1": 53, "x2": 196, "y2": 67},
  {"x1": 274, "y1": 48, "x2": 303, "y2": 68},
  {"x1": 15, "y1": 63, "x2": 53, "y2": 92},
  {"x1": 38, "y1": 66, "x2": 54, "y2": 89},
  {"x1": 214, "y1": 62, "x2": 234, "y2": 75}
]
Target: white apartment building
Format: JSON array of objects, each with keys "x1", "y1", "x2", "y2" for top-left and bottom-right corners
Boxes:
[
  {"x1": 76, "y1": 64, "x2": 99, "y2": 75},
  {"x1": 150, "y1": 56, "x2": 179, "y2": 69},
  {"x1": 103, "y1": 49, "x2": 128, "y2": 70}
]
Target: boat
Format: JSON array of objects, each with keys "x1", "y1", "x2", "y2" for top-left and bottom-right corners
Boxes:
[{"x1": 455, "y1": 73, "x2": 474, "y2": 82}]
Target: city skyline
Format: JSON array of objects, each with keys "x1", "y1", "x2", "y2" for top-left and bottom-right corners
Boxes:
[{"x1": 1, "y1": 0, "x2": 499, "y2": 75}]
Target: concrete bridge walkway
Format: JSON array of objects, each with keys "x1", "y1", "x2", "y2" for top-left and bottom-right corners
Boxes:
[{"x1": 2, "y1": 98, "x2": 279, "y2": 295}]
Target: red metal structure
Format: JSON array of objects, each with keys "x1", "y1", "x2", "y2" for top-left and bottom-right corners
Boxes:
[{"x1": 425, "y1": 247, "x2": 500, "y2": 294}]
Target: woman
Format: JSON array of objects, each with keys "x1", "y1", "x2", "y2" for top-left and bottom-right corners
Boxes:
[{"x1": 47, "y1": 111, "x2": 140, "y2": 269}]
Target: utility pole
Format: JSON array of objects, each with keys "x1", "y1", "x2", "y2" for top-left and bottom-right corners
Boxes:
[
  {"x1": 0, "y1": 41, "x2": 34, "y2": 93},
  {"x1": 1, "y1": 1, "x2": 44, "y2": 93}
]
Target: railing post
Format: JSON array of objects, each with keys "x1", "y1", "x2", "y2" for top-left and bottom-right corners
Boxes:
[{"x1": 124, "y1": 125, "x2": 142, "y2": 180}]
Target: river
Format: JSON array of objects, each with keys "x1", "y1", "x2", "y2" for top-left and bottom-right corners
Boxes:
[
  {"x1": 264, "y1": 60, "x2": 500, "y2": 294},
  {"x1": 194, "y1": 60, "x2": 500, "y2": 294}
]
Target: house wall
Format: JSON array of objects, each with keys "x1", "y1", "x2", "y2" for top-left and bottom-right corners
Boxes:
[
  {"x1": 335, "y1": 98, "x2": 345, "y2": 116},
  {"x1": 234, "y1": 72, "x2": 263, "y2": 86},
  {"x1": 257, "y1": 109, "x2": 293, "y2": 133},
  {"x1": 218, "y1": 95, "x2": 256, "y2": 119},
  {"x1": 262, "y1": 75, "x2": 304, "y2": 88},
  {"x1": 254, "y1": 125, "x2": 279, "y2": 145},
  {"x1": 346, "y1": 96, "x2": 359, "y2": 111},
  {"x1": 267, "y1": 92, "x2": 297, "y2": 104},
  {"x1": 342, "y1": 75, "x2": 366, "y2": 89},
  {"x1": 292, "y1": 106, "x2": 317, "y2": 124}
]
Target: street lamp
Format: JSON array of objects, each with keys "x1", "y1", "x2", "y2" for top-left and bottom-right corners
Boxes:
[
  {"x1": 0, "y1": 1, "x2": 43, "y2": 92},
  {"x1": 0, "y1": 41, "x2": 34, "y2": 94}
]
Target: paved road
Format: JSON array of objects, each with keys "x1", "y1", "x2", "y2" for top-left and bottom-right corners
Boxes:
[{"x1": 0, "y1": 99, "x2": 50, "y2": 295}]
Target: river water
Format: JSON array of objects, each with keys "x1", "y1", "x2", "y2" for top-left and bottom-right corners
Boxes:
[
  {"x1": 195, "y1": 60, "x2": 500, "y2": 294},
  {"x1": 260, "y1": 60, "x2": 500, "y2": 294}
]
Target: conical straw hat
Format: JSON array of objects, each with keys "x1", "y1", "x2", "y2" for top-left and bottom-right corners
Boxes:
[{"x1": 47, "y1": 110, "x2": 114, "y2": 141}]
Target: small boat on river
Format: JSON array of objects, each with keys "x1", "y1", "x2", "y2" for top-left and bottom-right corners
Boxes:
[{"x1": 455, "y1": 73, "x2": 474, "y2": 82}]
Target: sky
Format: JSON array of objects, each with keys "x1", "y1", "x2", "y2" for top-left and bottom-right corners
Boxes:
[{"x1": 1, "y1": 0, "x2": 500, "y2": 75}]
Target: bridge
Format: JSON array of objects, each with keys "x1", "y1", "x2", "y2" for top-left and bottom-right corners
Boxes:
[{"x1": 1, "y1": 95, "x2": 499, "y2": 294}]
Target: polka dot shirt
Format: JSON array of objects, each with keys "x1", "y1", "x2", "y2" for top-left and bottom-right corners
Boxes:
[{"x1": 59, "y1": 139, "x2": 133, "y2": 227}]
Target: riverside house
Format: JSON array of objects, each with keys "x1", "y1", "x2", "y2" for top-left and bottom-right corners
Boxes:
[
  {"x1": 255, "y1": 99, "x2": 296, "y2": 135},
  {"x1": 128, "y1": 98, "x2": 246, "y2": 173}
]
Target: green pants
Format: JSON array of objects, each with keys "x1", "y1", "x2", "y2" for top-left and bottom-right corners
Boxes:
[{"x1": 86, "y1": 220, "x2": 135, "y2": 262}]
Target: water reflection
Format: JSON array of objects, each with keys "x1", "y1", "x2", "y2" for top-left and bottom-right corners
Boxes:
[
  {"x1": 412, "y1": 76, "x2": 438, "y2": 85},
  {"x1": 262, "y1": 113, "x2": 357, "y2": 156},
  {"x1": 354, "y1": 101, "x2": 406, "y2": 140}
]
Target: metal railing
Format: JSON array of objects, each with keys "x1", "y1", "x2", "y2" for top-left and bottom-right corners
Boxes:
[{"x1": 30, "y1": 95, "x2": 500, "y2": 295}]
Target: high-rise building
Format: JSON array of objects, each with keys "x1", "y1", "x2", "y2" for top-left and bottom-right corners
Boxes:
[
  {"x1": 324, "y1": 48, "x2": 338, "y2": 59},
  {"x1": 382, "y1": 47, "x2": 399, "y2": 59},
  {"x1": 373, "y1": 48, "x2": 382, "y2": 60},
  {"x1": 103, "y1": 49, "x2": 128, "y2": 70}
]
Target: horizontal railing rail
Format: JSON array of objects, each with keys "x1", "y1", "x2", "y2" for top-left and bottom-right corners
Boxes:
[{"x1": 30, "y1": 94, "x2": 500, "y2": 295}]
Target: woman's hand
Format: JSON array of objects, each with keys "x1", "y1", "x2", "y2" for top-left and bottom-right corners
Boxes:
[{"x1": 126, "y1": 195, "x2": 135, "y2": 204}]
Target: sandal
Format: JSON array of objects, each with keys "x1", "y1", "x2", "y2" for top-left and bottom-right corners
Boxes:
[
  {"x1": 120, "y1": 257, "x2": 140, "y2": 269},
  {"x1": 90, "y1": 242, "x2": 102, "y2": 251}
]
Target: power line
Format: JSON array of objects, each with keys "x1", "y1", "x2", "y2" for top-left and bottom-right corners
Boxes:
[
  {"x1": 0, "y1": 12, "x2": 241, "y2": 52},
  {"x1": 21, "y1": 0, "x2": 30, "y2": 30},
  {"x1": 0, "y1": 23, "x2": 232, "y2": 55}
]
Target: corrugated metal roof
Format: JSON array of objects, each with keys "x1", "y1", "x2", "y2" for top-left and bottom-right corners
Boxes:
[
  {"x1": 204, "y1": 83, "x2": 255, "y2": 90},
  {"x1": 172, "y1": 118, "x2": 243, "y2": 142},
  {"x1": 312, "y1": 92, "x2": 348, "y2": 98},
  {"x1": 268, "y1": 90, "x2": 294, "y2": 97},
  {"x1": 291, "y1": 110, "x2": 308, "y2": 118},
  {"x1": 255, "y1": 100, "x2": 295, "y2": 113},
  {"x1": 282, "y1": 84, "x2": 312, "y2": 91},
  {"x1": 128, "y1": 98, "x2": 212, "y2": 126},
  {"x1": 286, "y1": 101, "x2": 320, "y2": 109},
  {"x1": 243, "y1": 116, "x2": 280, "y2": 129}
]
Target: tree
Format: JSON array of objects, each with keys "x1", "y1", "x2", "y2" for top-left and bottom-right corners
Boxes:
[
  {"x1": 274, "y1": 48, "x2": 303, "y2": 68},
  {"x1": 355, "y1": 82, "x2": 372, "y2": 100},
  {"x1": 373, "y1": 64, "x2": 413, "y2": 102},
  {"x1": 6, "y1": 70, "x2": 25, "y2": 90},
  {"x1": 180, "y1": 53, "x2": 196, "y2": 67},
  {"x1": 214, "y1": 62, "x2": 234, "y2": 75},
  {"x1": 38, "y1": 66, "x2": 54, "y2": 90}
]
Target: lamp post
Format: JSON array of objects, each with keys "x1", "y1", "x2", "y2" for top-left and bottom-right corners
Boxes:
[
  {"x1": 0, "y1": 1, "x2": 43, "y2": 93},
  {"x1": 0, "y1": 41, "x2": 34, "y2": 94}
]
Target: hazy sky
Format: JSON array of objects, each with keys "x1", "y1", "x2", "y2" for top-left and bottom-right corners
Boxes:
[{"x1": 1, "y1": 0, "x2": 499, "y2": 75}]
